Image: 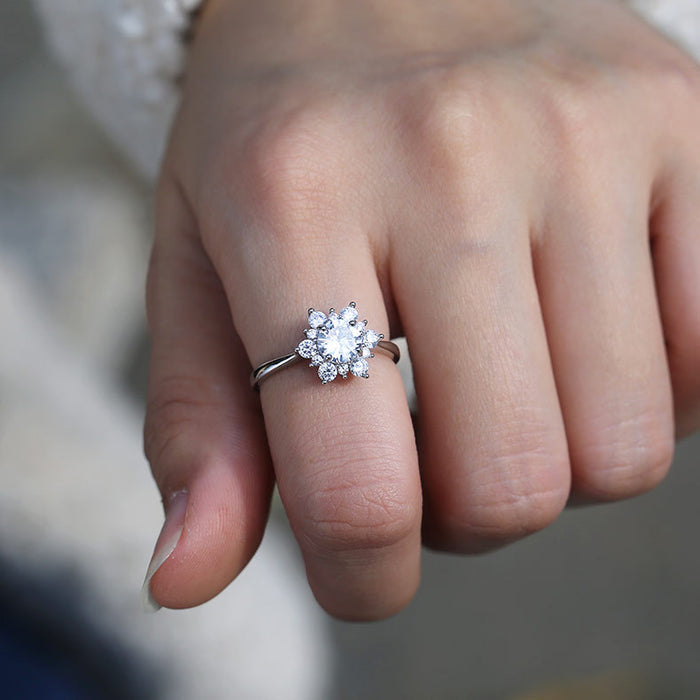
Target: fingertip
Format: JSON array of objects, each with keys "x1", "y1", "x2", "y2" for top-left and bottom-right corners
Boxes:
[{"x1": 146, "y1": 459, "x2": 272, "y2": 609}]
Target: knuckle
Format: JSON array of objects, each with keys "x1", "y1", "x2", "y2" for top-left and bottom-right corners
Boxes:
[
  {"x1": 649, "y1": 56, "x2": 700, "y2": 106},
  {"x1": 539, "y1": 82, "x2": 607, "y2": 164},
  {"x1": 404, "y1": 84, "x2": 485, "y2": 179},
  {"x1": 237, "y1": 106, "x2": 345, "y2": 230},
  {"x1": 461, "y1": 480, "x2": 567, "y2": 544},
  {"x1": 618, "y1": 55, "x2": 700, "y2": 134},
  {"x1": 538, "y1": 56, "x2": 700, "y2": 160},
  {"x1": 298, "y1": 462, "x2": 418, "y2": 555},
  {"x1": 573, "y1": 412, "x2": 674, "y2": 499},
  {"x1": 438, "y1": 434, "x2": 570, "y2": 545},
  {"x1": 459, "y1": 491, "x2": 563, "y2": 544}
]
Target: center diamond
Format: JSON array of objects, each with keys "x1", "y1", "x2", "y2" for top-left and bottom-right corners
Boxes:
[
  {"x1": 296, "y1": 303, "x2": 384, "y2": 383},
  {"x1": 317, "y1": 318, "x2": 358, "y2": 363}
]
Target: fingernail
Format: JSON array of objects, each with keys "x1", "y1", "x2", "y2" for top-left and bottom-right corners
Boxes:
[{"x1": 142, "y1": 490, "x2": 188, "y2": 613}]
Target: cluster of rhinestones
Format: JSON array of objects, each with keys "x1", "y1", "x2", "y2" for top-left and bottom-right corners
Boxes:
[{"x1": 295, "y1": 302, "x2": 383, "y2": 384}]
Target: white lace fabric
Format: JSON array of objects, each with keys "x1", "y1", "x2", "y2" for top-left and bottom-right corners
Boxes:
[
  {"x1": 32, "y1": 0, "x2": 202, "y2": 179},
  {"x1": 32, "y1": 0, "x2": 700, "y2": 180}
]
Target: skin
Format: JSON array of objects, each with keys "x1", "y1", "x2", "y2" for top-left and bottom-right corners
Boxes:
[{"x1": 144, "y1": 0, "x2": 700, "y2": 620}]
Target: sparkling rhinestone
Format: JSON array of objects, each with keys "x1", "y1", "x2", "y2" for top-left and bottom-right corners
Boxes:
[
  {"x1": 297, "y1": 339, "x2": 316, "y2": 359},
  {"x1": 318, "y1": 362, "x2": 338, "y2": 383},
  {"x1": 352, "y1": 320, "x2": 365, "y2": 337},
  {"x1": 350, "y1": 358, "x2": 369, "y2": 378},
  {"x1": 308, "y1": 311, "x2": 327, "y2": 328},
  {"x1": 340, "y1": 306, "x2": 359, "y2": 323},
  {"x1": 364, "y1": 329, "x2": 380, "y2": 348},
  {"x1": 310, "y1": 354, "x2": 323, "y2": 366},
  {"x1": 305, "y1": 328, "x2": 318, "y2": 339},
  {"x1": 338, "y1": 363, "x2": 349, "y2": 377},
  {"x1": 317, "y1": 317, "x2": 359, "y2": 363},
  {"x1": 361, "y1": 346, "x2": 371, "y2": 358}
]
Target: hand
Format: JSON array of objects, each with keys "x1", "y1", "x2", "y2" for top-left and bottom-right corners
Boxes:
[{"x1": 143, "y1": 0, "x2": 700, "y2": 619}]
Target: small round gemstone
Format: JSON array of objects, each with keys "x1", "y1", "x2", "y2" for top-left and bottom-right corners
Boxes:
[
  {"x1": 350, "y1": 358, "x2": 369, "y2": 378},
  {"x1": 338, "y1": 363, "x2": 349, "y2": 376},
  {"x1": 340, "y1": 306, "x2": 358, "y2": 323},
  {"x1": 352, "y1": 321, "x2": 365, "y2": 337},
  {"x1": 361, "y1": 346, "x2": 371, "y2": 358},
  {"x1": 305, "y1": 328, "x2": 318, "y2": 339},
  {"x1": 297, "y1": 339, "x2": 316, "y2": 359},
  {"x1": 308, "y1": 311, "x2": 327, "y2": 328},
  {"x1": 318, "y1": 362, "x2": 338, "y2": 383},
  {"x1": 364, "y1": 329, "x2": 380, "y2": 348},
  {"x1": 310, "y1": 354, "x2": 323, "y2": 366}
]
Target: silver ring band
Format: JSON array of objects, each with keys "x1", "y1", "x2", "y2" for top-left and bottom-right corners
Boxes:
[{"x1": 251, "y1": 339, "x2": 400, "y2": 389}]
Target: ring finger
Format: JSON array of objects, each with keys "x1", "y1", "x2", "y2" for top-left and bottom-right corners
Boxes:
[{"x1": 394, "y1": 199, "x2": 571, "y2": 553}]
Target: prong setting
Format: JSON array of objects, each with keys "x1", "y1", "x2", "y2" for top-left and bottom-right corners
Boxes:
[{"x1": 294, "y1": 303, "x2": 387, "y2": 383}]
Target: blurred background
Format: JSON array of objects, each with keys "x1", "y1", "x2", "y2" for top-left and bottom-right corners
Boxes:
[{"x1": 1, "y1": 3, "x2": 699, "y2": 698}]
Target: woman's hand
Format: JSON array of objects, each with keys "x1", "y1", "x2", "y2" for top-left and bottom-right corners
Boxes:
[{"x1": 143, "y1": 0, "x2": 700, "y2": 619}]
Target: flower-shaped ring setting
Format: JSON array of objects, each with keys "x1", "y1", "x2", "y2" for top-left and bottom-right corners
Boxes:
[{"x1": 250, "y1": 302, "x2": 400, "y2": 389}]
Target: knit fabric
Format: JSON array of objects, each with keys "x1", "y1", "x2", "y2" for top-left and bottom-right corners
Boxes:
[{"x1": 32, "y1": 0, "x2": 700, "y2": 180}]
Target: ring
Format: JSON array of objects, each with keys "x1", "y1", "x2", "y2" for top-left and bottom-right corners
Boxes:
[{"x1": 250, "y1": 302, "x2": 400, "y2": 389}]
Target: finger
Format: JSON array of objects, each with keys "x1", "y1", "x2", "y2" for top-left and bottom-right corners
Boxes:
[
  {"x1": 394, "y1": 206, "x2": 570, "y2": 553},
  {"x1": 144, "y1": 175, "x2": 274, "y2": 609},
  {"x1": 535, "y1": 175, "x2": 674, "y2": 503},
  {"x1": 652, "y1": 164, "x2": 700, "y2": 437},
  {"x1": 202, "y1": 185, "x2": 422, "y2": 621}
]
